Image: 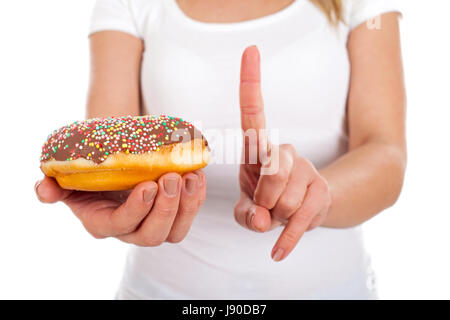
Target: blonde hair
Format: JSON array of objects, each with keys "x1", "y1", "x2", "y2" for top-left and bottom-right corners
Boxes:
[{"x1": 310, "y1": 0, "x2": 343, "y2": 25}]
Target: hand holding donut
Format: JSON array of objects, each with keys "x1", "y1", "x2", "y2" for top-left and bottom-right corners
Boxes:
[
  {"x1": 234, "y1": 46, "x2": 332, "y2": 262},
  {"x1": 36, "y1": 115, "x2": 209, "y2": 245},
  {"x1": 35, "y1": 171, "x2": 206, "y2": 245}
]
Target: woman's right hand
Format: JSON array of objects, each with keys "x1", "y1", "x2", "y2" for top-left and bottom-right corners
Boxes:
[{"x1": 35, "y1": 171, "x2": 206, "y2": 246}]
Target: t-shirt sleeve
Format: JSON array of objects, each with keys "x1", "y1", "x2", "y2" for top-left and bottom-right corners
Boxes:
[
  {"x1": 348, "y1": 0, "x2": 402, "y2": 30},
  {"x1": 89, "y1": 0, "x2": 140, "y2": 38}
]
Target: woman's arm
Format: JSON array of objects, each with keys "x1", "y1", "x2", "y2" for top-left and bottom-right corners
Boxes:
[
  {"x1": 87, "y1": 31, "x2": 143, "y2": 118},
  {"x1": 320, "y1": 12, "x2": 407, "y2": 228},
  {"x1": 35, "y1": 31, "x2": 207, "y2": 246},
  {"x1": 234, "y1": 13, "x2": 406, "y2": 261}
]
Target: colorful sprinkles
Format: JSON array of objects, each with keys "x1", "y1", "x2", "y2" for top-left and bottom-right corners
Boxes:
[{"x1": 40, "y1": 115, "x2": 202, "y2": 164}]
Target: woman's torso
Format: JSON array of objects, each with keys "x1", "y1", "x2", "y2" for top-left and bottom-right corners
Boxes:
[{"x1": 89, "y1": 0, "x2": 392, "y2": 299}]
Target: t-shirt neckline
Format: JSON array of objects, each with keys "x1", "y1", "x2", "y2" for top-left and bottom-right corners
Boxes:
[{"x1": 167, "y1": 0, "x2": 305, "y2": 31}]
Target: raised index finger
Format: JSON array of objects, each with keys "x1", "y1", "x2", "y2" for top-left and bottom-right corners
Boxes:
[{"x1": 240, "y1": 46, "x2": 266, "y2": 132}]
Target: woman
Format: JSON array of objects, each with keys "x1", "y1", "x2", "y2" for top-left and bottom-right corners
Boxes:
[{"x1": 35, "y1": 0, "x2": 406, "y2": 299}]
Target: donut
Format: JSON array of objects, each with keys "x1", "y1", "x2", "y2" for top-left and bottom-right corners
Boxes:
[{"x1": 40, "y1": 115, "x2": 210, "y2": 191}]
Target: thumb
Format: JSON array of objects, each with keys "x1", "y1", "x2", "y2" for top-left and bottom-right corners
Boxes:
[
  {"x1": 234, "y1": 192, "x2": 271, "y2": 232},
  {"x1": 35, "y1": 176, "x2": 72, "y2": 204}
]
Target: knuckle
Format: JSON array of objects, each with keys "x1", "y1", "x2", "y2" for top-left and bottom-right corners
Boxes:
[
  {"x1": 278, "y1": 167, "x2": 291, "y2": 181},
  {"x1": 276, "y1": 197, "x2": 299, "y2": 217},
  {"x1": 234, "y1": 199, "x2": 245, "y2": 216},
  {"x1": 281, "y1": 144, "x2": 296, "y2": 154},
  {"x1": 240, "y1": 104, "x2": 262, "y2": 116},
  {"x1": 156, "y1": 206, "x2": 178, "y2": 218},
  {"x1": 89, "y1": 230, "x2": 107, "y2": 240},
  {"x1": 270, "y1": 167, "x2": 289, "y2": 184},
  {"x1": 117, "y1": 223, "x2": 137, "y2": 235},
  {"x1": 296, "y1": 156, "x2": 311, "y2": 169},
  {"x1": 233, "y1": 206, "x2": 248, "y2": 228},
  {"x1": 254, "y1": 190, "x2": 273, "y2": 209},
  {"x1": 303, "y1": 205, "x2": 318, "y2": 221},
  {"x1": 233, "y1": 203, "x2": 240, "y2": 216},
  {"x1": 282, "y1": 229, "x2": 299, "y2": 245},
  {"x1": 233, "y1": 207, "x2": 242, "y2": 224},
  {"x1": 180, "y1": 204, "x2": 199, "y2": 217},
  {"x1": 140, "y1": 235, "x2": 164, "y2": 247},
  {"x1": 82, "y1": 223, "x2": 105, "y2": 239},
  {"x1": 233, "y1": 202, "x2": 240, "y2": 215},
  {"x1": 110, "y1": 214, "x2": 139, "y2": 235},
  {"x1": 166, "y1": 234, "x2": 184, "y2": 244},
  {"x1": 295, "y1": 209, "x2": 314, "y2": 225},
  {"x1": 316, "y1": 176, "x2": 330, "y2": 193}
]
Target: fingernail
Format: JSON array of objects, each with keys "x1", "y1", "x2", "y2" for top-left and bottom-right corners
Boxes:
[
  {"x1": 34, "y1": 180, "x2": 42, "y2": 195},
  {"x1": 143, "y1": 188, "x2": 157, "y2": 204},
  {"x1": 185, "y1": 177, "x2": 197, "y2": 194},
  {"x1": 164, "y1": 178, "x2": 179, "y2": 197},
  {"x1": 272, "y1": 248, "x2": 284, "y2": 262}
]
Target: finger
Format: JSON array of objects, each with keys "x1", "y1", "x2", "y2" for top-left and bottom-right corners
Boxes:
[
  {"x1": 35, "y1": 176, "x2": 72, "y2": 203},
  {"x1": 166, "y1": 173, "x2": 201, "y2": 243},
  {"x1": 240, "y1": 46, "x2": 266, "y2": 133},
  {"x1": 194, "y1": 169, "x2": 207, "y2": 206},
  {"x1": 120, "y1": 173, "x2": 182, "y2": 246},
  {"x1": 271, "y1": 177, "x2": 329, "y2": 262},
  {"x1": 80, "y1": 181, "x2": 158, "y2": 237},
  {"x1": 234, "y1": 192, "x2": 271, "y2": 233},
  {"x1": 271, "y1": 157, "x2": 312, "y2": 222},
  {"x1": 253, "y1": 146, "x2": 295, "y2": 210}
]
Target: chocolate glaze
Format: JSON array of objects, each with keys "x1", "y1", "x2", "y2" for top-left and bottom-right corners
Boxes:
[{"x1": 40, "y1": 115, "x2": 208, "y2": 164}]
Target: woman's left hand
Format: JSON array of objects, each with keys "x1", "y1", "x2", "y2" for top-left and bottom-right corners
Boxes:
[{"x1": 234, "y1": 46, "x2": 332, "y2": 262}]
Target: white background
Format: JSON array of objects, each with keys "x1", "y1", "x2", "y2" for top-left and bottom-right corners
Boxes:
[{"x1": 0, "y1": 0, "x2": 449, "y2": 299}]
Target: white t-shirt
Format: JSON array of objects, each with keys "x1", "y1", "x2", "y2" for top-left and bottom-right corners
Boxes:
[{"x1": 89, "y1": 0, "x2": 400, "y2": 299}]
